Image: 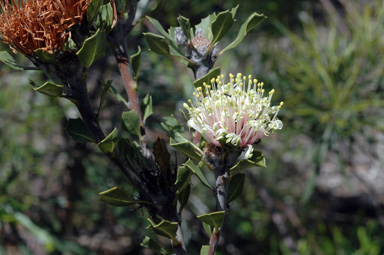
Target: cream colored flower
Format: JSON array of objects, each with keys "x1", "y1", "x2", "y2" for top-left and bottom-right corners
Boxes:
[{"x1": 185, "y1": 73, "x2": 283, "y2": 149}]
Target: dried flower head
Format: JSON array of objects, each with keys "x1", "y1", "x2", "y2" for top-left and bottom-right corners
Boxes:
[
  {"x1": 0, "y1": 0, "x2": 90, "y2": 55},
  {"x1": 185, "y1": 73, "x2": 283, "y2": 149}
]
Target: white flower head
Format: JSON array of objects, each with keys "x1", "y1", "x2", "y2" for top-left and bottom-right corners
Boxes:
[{"x1": 185, "y1": 73, "x2": 283, "y2": 149}]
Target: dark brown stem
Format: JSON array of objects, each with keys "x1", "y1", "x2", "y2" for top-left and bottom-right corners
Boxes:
[
  {"x1": 208, "y1": 162, "x2": 230, "y2": 255},
  {"x1": 71, "y1": 81, "x2": 153, "y2": 201}
]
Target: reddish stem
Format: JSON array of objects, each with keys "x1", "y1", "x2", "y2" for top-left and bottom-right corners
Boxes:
[{"x1": 116, "y1": 53, "x2": 143, "y2": 124}]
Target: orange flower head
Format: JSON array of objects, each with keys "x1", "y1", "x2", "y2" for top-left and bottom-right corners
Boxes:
[{"x1": 0, "y1": 0, "x2": 90, "y2": 56}]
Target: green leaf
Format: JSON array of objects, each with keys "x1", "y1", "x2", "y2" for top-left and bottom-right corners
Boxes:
[
  {"x1": 195, "y1": 13, "x2": 217, "y2": 40},
  {"x1": 200, "y1": 245, "x2": 210, "y2": 255},
  {"x1": 146, "y1": 16, "x2": 175, "y2": 41},
  {"x1": 169, "y1": 138, "x2": 201, "y2": 159},
  {"x1": 99, "y1": 186, "x2": 154, "y2": 207},
  {"x1": 144, "y1": 33, "x2": 170, "y2": 56},
  {"x1": 202, "y1": 223, "x2": 212, "y2": 238},
  {"x1": 97, "y1": 128, "x2": 119, "y2": 153},
  {"x1": 130, "y1": 46, "x2": 141, "y2": 81},
  {"x1": 34, "y1": 49, "x2": 57, "y2": 64},
  {"x1": 220, "y1": 12, "x2": 267, "y2": 56},
  {"x1": 87, "y1": 0, "x2": 103, "y2": 23},
  {"x1": 227, "y1": 173, "x2": 245, "y2": 203},
  {"x1": 184, "y1": 159, "x2": 211, "y2": 189},
  {"x1": 230, "y1": 5, "x2": 239, "y2": 18},
  {"x1": 230, "y1": 151, "x2": 266, "y2": 175},
  {"x1": 77, "y1": 29, "x2": 106, "y2": 68},
  {"x1": 141, "y1": 236, "x2": 171, "y2": 255},
  {"x1": 142, "y1": 94, "x2": 153, "y2": 123},
  {"x1": 64, "y1": 118, "x2": 96, "y2": 143},
  {"x1": 110, "y1": 85, "x2": 129, "y2": 108},
  {"x1": 177, "y1": 184, "x2": 190, "y2": 213},
  {"x1": 121, "y1": 110, "x2": 141, "y2": 137},
  {"x1": 193, "y1": 67, "x2": 221, "y2": 90},
  {"x1": 161, "y1": 115, "x2": 202, "y2": 159},
  {"x1": 0, "y1": 51, "x2": 38, "y2": 70},
  {"x1": 146, "y1": 219, "x2": 179, "y2": 241},
  {"x1": 117, "y1": 137, "x2": 141, "y2": 171},
  {"x1": 29, "y1": 80, "x2": 63, "y2": 97},
  {"x1": 98, "y1": 80, "x2": 112, "y2": 119},
  {"x1": 94, "y1": 3, "x2": 113, "y2": 31},
  {"x1": 99, "y1": 186, "x2": 134, "y2": 206},
  {"x1": 175, "y1": 166, "x2": 192, "y2": 192},
  {"x1": 177, "y1": 15, "x2": 192, "y2": 40},
  {"x1": 197, "y1": 211, "x2": 225, "y2": 229},
  {"x1": 211, "y1": 10, "x2": 235, "y2": 45},
  {"x1": 161, "y1": 115, "x2": 186, "y2": 139}
]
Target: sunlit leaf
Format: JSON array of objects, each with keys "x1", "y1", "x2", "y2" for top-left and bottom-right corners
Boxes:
[
  {"x1": 144, "y1": 33, "x2": 170, "y2": 56},
  {"x1": 193, "y1": 67, "x2": 221, "y2": 90},
  {"x1": 230, "y1": 151, "x2": 266, "y2": 175},
  {"x1": 220, "y1": 12, "x2": 267, "y2": 56},
  {"x1": 195, "y1": 13, "x2": 217, "y2": 40},
  {"x1": 142, "y1": 93, "x2": 153, "y2": 123},
  {"x1": 197, "y1": 211, "x2": 225, "y2": 229},
  {"x1": 87, "y1": 0, "x2": 103, "y2": 23},
  {"x1": 211, "y1": 10, "x2": 235, "y2": 45},
  {"x1": 177, "y1": 15, "x2": 192, "y2": 40},
  {"x1": 130, "y1": 46, "x2": 141, "y2": 81},
  {"x1": 99, "y1": 186, "x2": 154, "y2": 207},
  {"x1": 121, "y1": 110, "x2": 141, "y2": 137},
  {"x1": 146, "y1": 218, "x2": 179, "y2": 241},
  {"x1": 97, "y1": 128, "x2": 119, "y2": 153},
  {"x1": 175, "y1": 165, "x2": 192, "y2": 192},
  {"x1": 0, "y1": 51, "x2": 37, "y2": 70},
  {"x1": 77, "y1": 29, "x2": 106, "y2": 68},
  {"x1": 200, "y1": 245, "x2": 210, "y2": 255},
  {"x1": 29, "y1": 80, "x2": 63, "y2": 97},
  {"x1": 184, "y1": 159, "x2": 211, "y2": 189}
]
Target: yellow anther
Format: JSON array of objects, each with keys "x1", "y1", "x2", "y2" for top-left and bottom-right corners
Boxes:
[
  {"x1": 240, "y1": 83, "x2": 243, "y2": 87},
  {"x1": 262, "y1": 89, "x2": 265, "y2": 93},
  {"x1": 188, "y1": 99, "x2": 192, "y2": 103},
  {"x1": 243, "y1": 76, "x2": 246, "y2": 81},
  {"x1": 221, "y1": 74, "x2": 224, "y2": 79},
  {"x1": 269, "y1": 89, "x2": 275, "y2": 95},
  {"x1": 253, "y1": 79, "x2": 258, "y2": 84},
  {"x1": 248, "y1": 75, "x2": 252, "y2": 80},
  {"x1": 211, "y1": 78, "x2": 215, "y2": 84},
  {"x1": 229, "y1": 73, "x2": 234, "y2": 79}
]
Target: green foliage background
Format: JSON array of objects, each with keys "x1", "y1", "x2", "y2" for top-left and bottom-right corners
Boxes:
[{"x1": 1, "y1": 0, "x2": 384, "y2": 254}]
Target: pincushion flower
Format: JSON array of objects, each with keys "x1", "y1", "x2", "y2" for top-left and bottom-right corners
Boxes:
[
  {"x1": 0, "y1": 0, "x2": 90, "y2": 56},
  {"x1": 185, "y1": 73, "x2": 283, "y2": 152}
]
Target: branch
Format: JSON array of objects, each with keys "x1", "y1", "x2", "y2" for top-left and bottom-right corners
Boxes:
[{"x1": 208, "y1": 160, "x2": 230, "y2": 255}]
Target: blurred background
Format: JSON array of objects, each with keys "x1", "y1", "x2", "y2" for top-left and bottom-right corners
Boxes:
[{"x1": 1, "y1": 0, "x2": 384, "y2": 254}]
